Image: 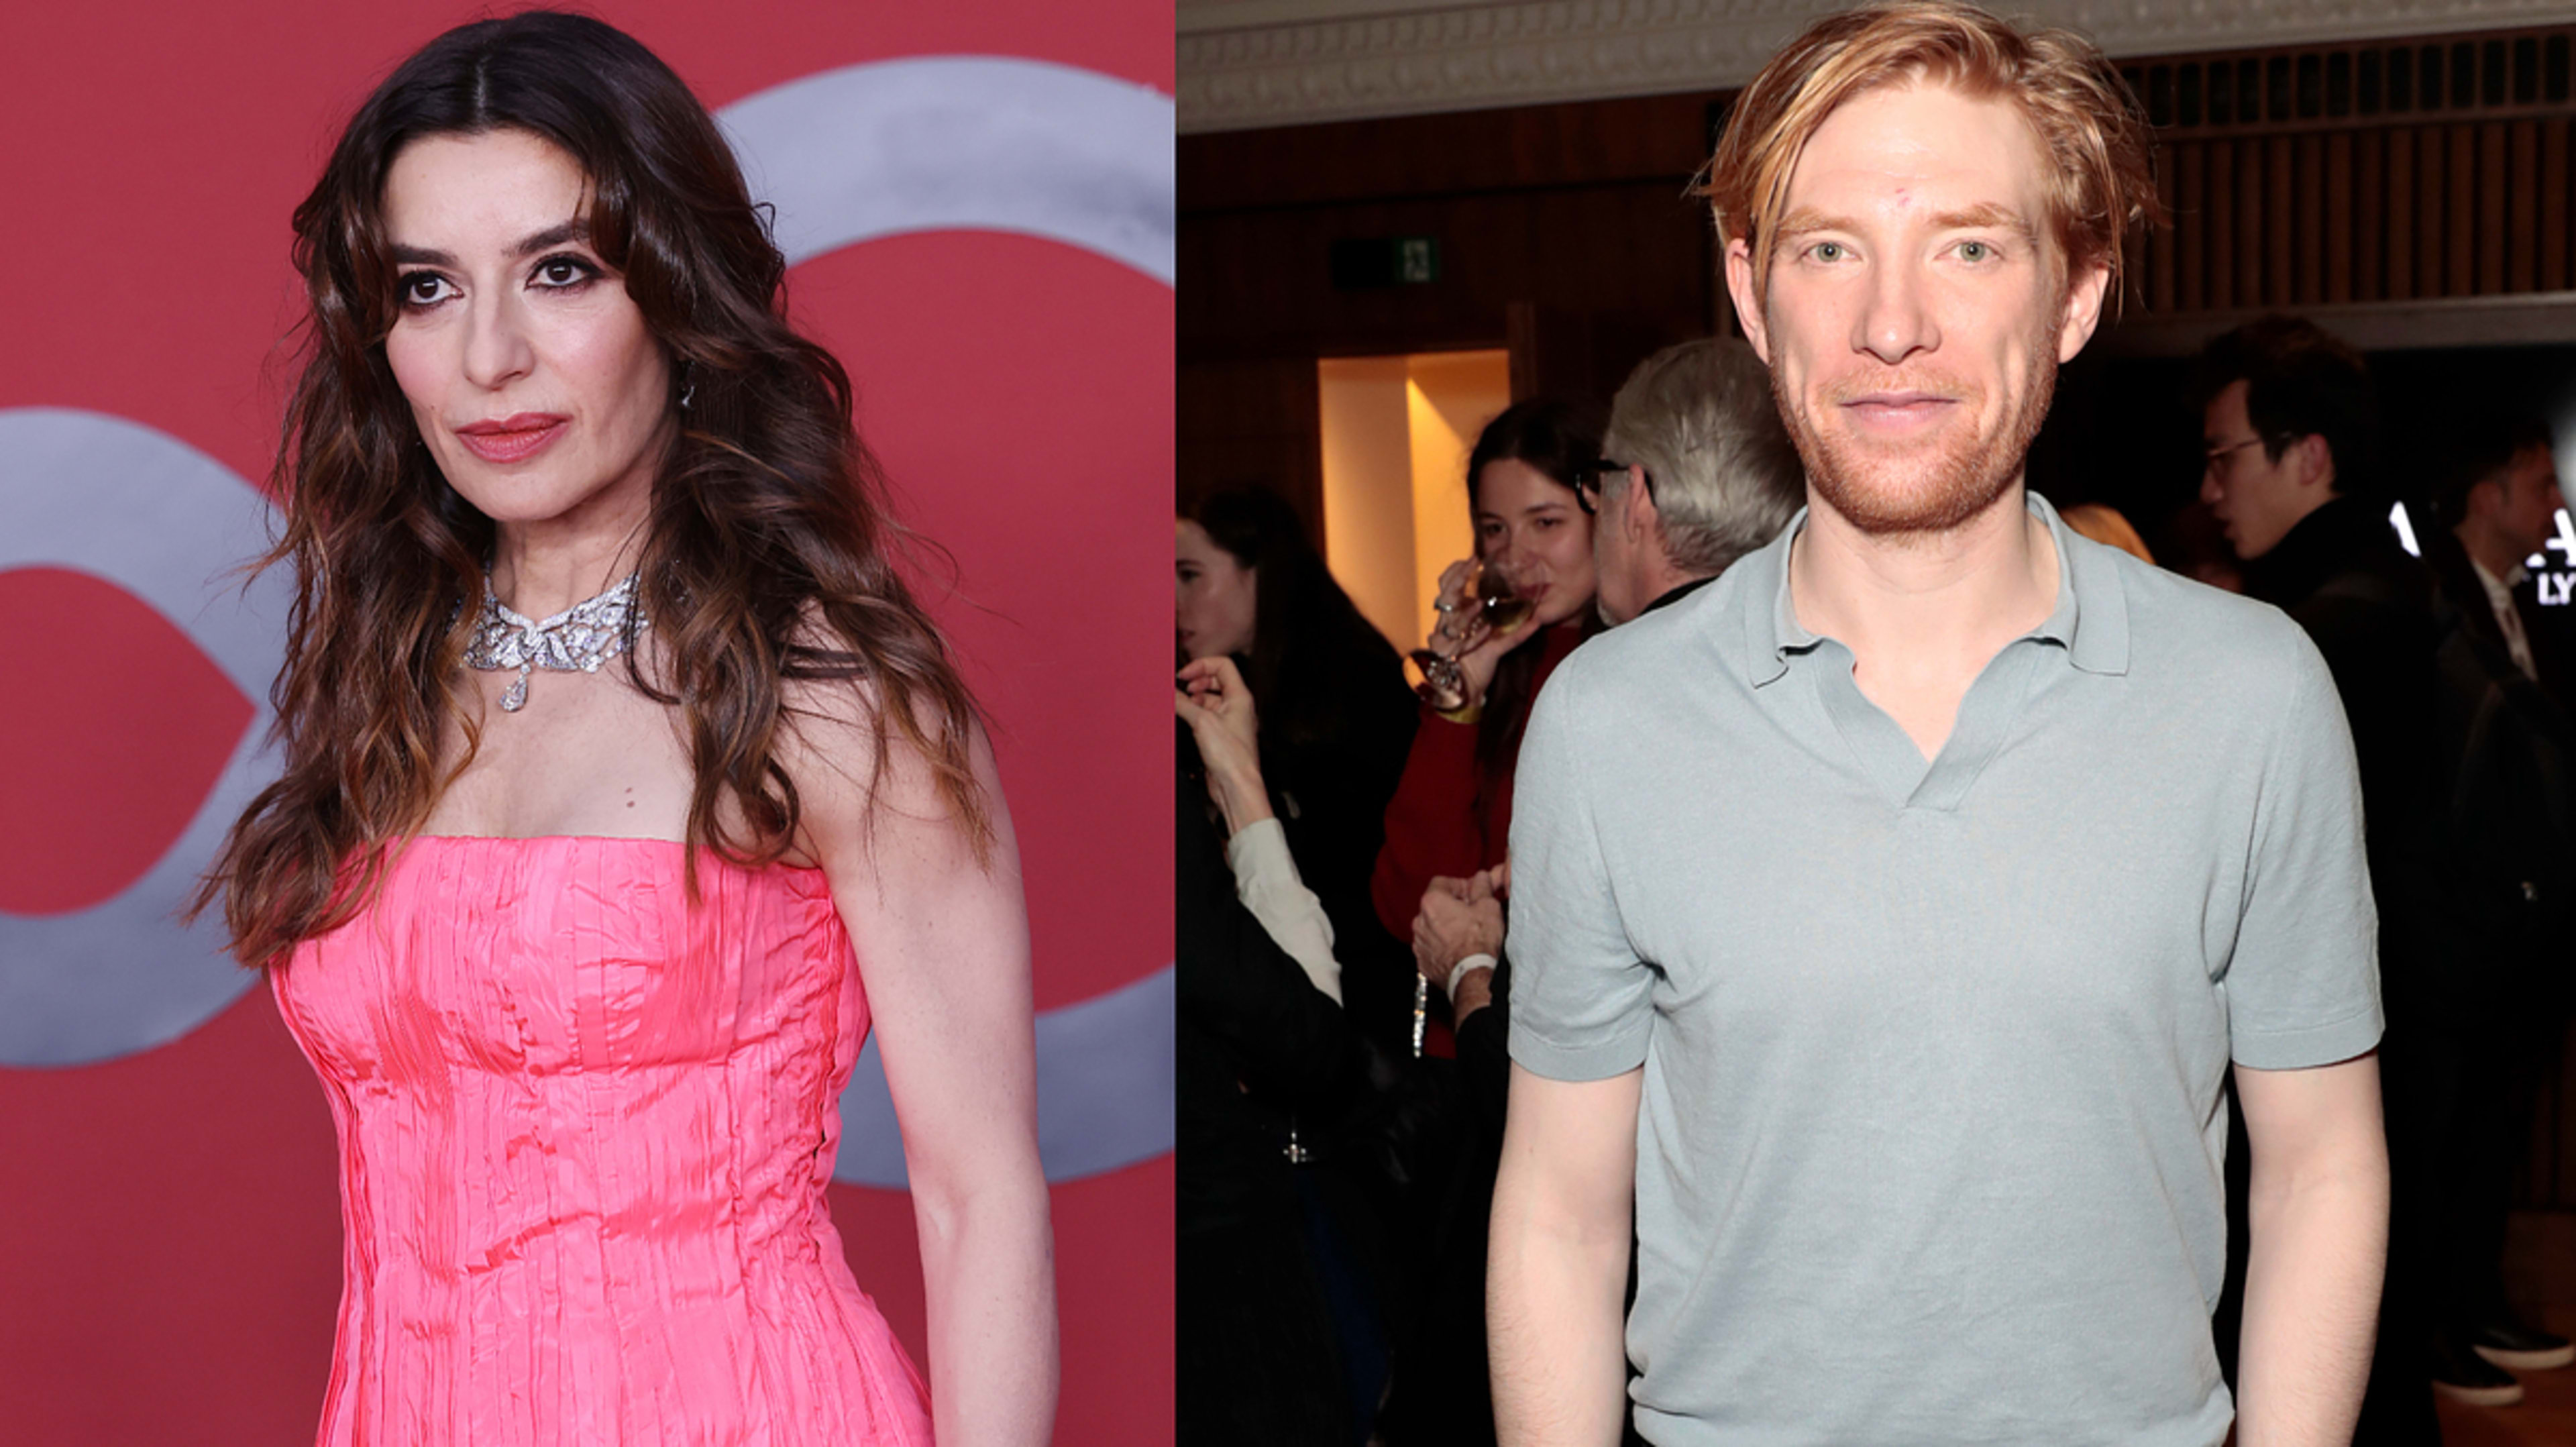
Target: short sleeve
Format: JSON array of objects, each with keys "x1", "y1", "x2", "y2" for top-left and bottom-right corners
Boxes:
[
  {"x1": 2226, "y1": 627, "x2": 2387, "y2": 1069},
  {"x1": 1505, "y1": 658, "x2": 1656, "y2": 1080}
]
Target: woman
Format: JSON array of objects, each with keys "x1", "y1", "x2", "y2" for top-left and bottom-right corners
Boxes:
[
  {"x1": 1173, "y1": 654, "x2": 1387, "y2": 1444},
  {"x1": 195, "y1": 14, "x2": 1052, "y2": 1444},
  {"x1": 1178, "y1": 488, "x2": 1417, "y2": 1055},
  {"x1": 1369, "y1": 402, "x2": 1602, "y2": 1054}
]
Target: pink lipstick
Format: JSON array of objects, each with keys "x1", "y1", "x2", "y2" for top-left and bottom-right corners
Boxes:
[{"x1": 454, "y1": 413, "x2": 569, "y2": 464}]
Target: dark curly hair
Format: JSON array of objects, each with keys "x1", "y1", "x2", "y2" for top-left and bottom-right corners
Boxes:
[{"x1": 199, "y1": 11, "x2": 989, "y2": 967}]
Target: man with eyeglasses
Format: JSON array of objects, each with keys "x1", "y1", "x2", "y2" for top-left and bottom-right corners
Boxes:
[
  {"x1": 2194, "y1": 314, "x2": 2449, "y2": 1432},
  {"x1": 1574, "y1": 338, "x2": 1808, "y2": 627}
]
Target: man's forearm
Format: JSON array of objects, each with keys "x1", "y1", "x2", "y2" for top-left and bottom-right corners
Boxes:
[
  {"x1": 1488, "y1": 1159, "x2": 1631, "y2": 1446},
  {"x1": 2235, "y1": 1155, "x2": 2387, "y2": 1446}
]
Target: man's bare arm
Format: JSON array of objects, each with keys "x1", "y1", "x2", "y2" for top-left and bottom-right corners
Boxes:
[
  {"x1": 2234, "y1": 1051, "x2": 2388, "y2": 1447},
  {"x1": 1490, "y1": 1062, "x2": 1642, "y2": 1446}
]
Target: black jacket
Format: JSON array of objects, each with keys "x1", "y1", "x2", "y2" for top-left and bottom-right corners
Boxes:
[
  {"x1": 1263, "y1": 653, "x2": 1420, "y2": 1063},
  {"x1": 2242, "y1": 496, "x2": 2442, "y2": 1010},
  {"x1": 1176, "y1": 729, "x2": 1380, "y2": 1446},
  {"x1": 2416, "y1": 531, "x2": 2576, "y2": 1018}
]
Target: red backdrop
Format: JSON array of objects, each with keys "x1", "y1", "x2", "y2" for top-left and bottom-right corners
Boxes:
[{"x1": 0, "y1": 3, "x2": 1172, "y2": 1442}]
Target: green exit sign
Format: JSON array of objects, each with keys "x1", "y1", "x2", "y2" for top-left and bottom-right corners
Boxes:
[{"x1": 1329, "y1": 236, "x2": 1441, "y2": 288}]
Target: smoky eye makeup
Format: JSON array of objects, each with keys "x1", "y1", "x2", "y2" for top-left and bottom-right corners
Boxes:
[
  {"x1": 529, "y1": 252, "x2": 604, "y2": 289},
  {"x1": 394, "y1": 271, "x2": 456, "y2": 311}
]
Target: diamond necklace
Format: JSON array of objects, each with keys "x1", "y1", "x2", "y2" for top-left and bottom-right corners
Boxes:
[{"x1": 462, "y1": 568, "x2": 647, "y2": 712}]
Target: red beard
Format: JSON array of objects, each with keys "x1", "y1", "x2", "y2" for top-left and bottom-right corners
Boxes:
[{"x1": 1776, "y1": 350, "x2": 2057, "y2": 538}]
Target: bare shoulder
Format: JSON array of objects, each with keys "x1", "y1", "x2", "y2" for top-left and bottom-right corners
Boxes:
[{"x1": 769, "y1": 608, "x2": 1009, "y2": 888}]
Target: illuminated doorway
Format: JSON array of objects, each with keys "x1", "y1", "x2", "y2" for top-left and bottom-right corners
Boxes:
[{"x1": 1315, "y1": 350, "x2": 1512, "y2": 658}]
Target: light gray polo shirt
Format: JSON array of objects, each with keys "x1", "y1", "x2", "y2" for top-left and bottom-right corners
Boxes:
[{"x1": 1508, "y1": 493, "x2": 2383, "y2": 1447}]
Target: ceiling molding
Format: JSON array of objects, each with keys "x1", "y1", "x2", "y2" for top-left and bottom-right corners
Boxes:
[{"x1": 1179, "y1": 0, "x2": 2576, "y2": 134}]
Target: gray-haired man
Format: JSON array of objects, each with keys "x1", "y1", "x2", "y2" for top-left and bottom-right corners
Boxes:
[
  {"x1": 1580, "y1": 337, "x2": 1809, "y2": 627},
  {"x1": 1417, "y1": 333, "x2": 1807, "y2": 1027},
  {"x1": 1393, "y1": 335, "x2": 1805, "y2": 1445}
]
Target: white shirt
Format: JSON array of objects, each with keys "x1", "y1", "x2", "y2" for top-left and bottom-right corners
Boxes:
[
  {"x1": 2471, "y1": 555, "x2": 2539, "y2": 681},
  {"x1": 1221, "y1": 818, "x2": 1342, "y2": 1003}
]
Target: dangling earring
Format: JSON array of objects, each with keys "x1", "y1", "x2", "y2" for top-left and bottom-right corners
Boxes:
[{"x1": 678, "y1": 367, "x2": 696, "y2": 411}]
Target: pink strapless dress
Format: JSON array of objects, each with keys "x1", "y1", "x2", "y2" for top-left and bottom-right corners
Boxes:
[{"x1": 273, "y1": 835, "x2": 934, "y2": 1446}]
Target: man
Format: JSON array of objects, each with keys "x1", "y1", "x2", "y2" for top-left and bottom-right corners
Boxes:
[
  {"x1": 1490, "y1": 6, "x2": 2390, "y2": 1446},
  {"x1": 2191, "y1": 319, "x2": 2444, "y2": 1438},
  {"x1": 2430, "y1": 417, "x2": 2569, "y2": 694},
  {"x1": 2194, "y1": 319, "x2": 2436, "y2": 886},
  {"x1": 2406, "y1": 418, "x2": 2576, "y2": 1404},
  {"x1": 1582, "y1": 337, "x2": 1811, "y2": 627},
  {"x1": 1380, "y1": 336, "x2": 1803, "y2": 1447}
]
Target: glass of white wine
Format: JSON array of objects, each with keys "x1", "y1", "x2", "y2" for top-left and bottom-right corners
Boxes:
[
  {"x1": 1409, "y1": 553, "x2": 1541, "y2": 1053},
  {"x1": 1409, "y1": 555, "x2": 1542, "y2": 710}
]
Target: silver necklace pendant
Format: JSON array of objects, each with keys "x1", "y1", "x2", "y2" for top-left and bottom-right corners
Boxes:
[{"x1": 462, "y1": 569, "x2": 647, "y2": 712}]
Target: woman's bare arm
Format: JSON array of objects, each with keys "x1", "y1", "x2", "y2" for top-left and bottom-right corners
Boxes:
[{"x1": 789, "y1": 685, "x2": 1057, "y2": 1446}]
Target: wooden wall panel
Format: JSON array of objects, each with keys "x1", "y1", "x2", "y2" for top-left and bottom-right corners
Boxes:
[
  {"x1": 1184, "y1": 25, "x2": 2576, "y2": 384},
  {"x1": 2546, "y1": 118, "x2": 2571, "y2": 290},
  {"x1": 2355, "y1": 130, "x2": 2383, "y2": 302},
  {"x1": 2211, "y1": 140, "x2": 2239, "y2": 308},
  {"x1": 2380, "y1": 129, "x2": 2400, "y2": 299},
  {"x1": 2422, "y1": 126, "x2": 2449, "y2": 299},
  {"x1": 2152, "y1": 144, "x2": 2180, "y2": 312},
  {"x1": 2447, "y1": 124, "x2": 2475, "y2": 297},
  {"x1": 2177, "y1": 142, "x2": 2206, "y2": 311},
  {"x1": 2479, "y1": 121, "x2": 2509, "y2": 292},
  {"x1": 2267, "y1": 134, "x2": 2295, "y2": 306},
  {"x1": 1177, "y1": 356, "x2": 1324, "y2": 535},
  {"x1": 2321, "y1": 132, "x2": 2349, "y2": 303},
  {"x1": 2241, "y1": 138, "x2": 2267, "y2": 305},
  {"x1": 1178, "y1": 179, "x2": 1711, "y2": 370},
  {"x1": 2514, "y1": 118, "x2": 2541, "y2": 290}
]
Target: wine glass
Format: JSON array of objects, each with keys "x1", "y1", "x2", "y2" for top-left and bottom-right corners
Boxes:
[{"x1": 1408, "y1": 555, "x2": 1541, "y2": 710}]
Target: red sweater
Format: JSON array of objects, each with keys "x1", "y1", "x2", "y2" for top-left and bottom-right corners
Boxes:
[{"x1": 1370, "y1": 623, "x2": 1585, "y2": 941}]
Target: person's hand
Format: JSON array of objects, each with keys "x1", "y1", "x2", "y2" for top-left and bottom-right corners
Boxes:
[
  {"x1": 1424, "y1": 557, "x2": 1540, "y2": 710},
  {"x1": 1176, "y1": 657, "x2": 1271, "y2": 835},
  {"x1": 1412, "y1": 875, "x2": 1504, "y2": 991},
  {"x1": 1177, "y1": 655, "x2": 1260, "y2": 755}
]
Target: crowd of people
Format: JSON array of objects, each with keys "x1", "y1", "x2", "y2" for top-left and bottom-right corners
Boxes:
[
  {"x1": 1179, "y1": 337, "x2": 1808, "y2": 1444},
  {"x1": 1178, "y1": 3, "x2": 2576, "y2": 1444}
]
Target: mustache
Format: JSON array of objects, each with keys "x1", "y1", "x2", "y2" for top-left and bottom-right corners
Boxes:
[{"x1": 1816, "y1": 370, "x2": 1984, "y2": 406}]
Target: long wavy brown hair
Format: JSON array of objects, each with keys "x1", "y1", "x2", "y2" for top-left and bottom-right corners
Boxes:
[{"x1": 199, "y1": 11, "x2": 991, "y2": 969}]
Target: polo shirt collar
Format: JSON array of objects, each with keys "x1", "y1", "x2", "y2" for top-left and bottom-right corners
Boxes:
[{"x1": 1743, "y1": 489, "x2": 2131, "y2": 688}]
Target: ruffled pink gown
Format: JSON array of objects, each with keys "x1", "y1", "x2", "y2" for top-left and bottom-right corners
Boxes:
[{"x1": 273, "y1": 835, "x2": 934, "y2": 1446}]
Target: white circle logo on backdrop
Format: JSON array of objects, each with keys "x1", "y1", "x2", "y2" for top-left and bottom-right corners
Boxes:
[
  {"x1": 0, "y1": 56, "x2": 1174, "y2": 1186},
  {"x1": 0, "y1": 410, "x2": 285, "y2": 1067},
  {"x1": 720, "y1": 57, "x2": 1175, "y2": 1186}
]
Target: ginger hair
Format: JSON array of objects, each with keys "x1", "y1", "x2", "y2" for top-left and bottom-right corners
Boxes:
[{"x1": 1702, "y1": 0, "x2": 2162, "y2": 305}]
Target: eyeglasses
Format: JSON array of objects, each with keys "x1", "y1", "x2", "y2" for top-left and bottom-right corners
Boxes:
[
  {"x1": 1573, "y1": 461, "x2": 1653, "y2": 515},
  {"x1": 2203, "y1": 437, "x2": 2267, "y2": 476}
]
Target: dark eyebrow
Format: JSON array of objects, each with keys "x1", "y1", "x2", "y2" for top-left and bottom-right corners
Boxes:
[
  {"x1": 508, "y1": 219, "x2": 592, "y2": 258},
  {"x1": 388, "y1": 218, "x2": 592, "y2": 268}
]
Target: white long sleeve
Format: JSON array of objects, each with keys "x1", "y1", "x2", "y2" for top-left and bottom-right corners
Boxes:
[{"x1": 1222, "y1": 818, "x2": 1343, "y2": 1004}]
